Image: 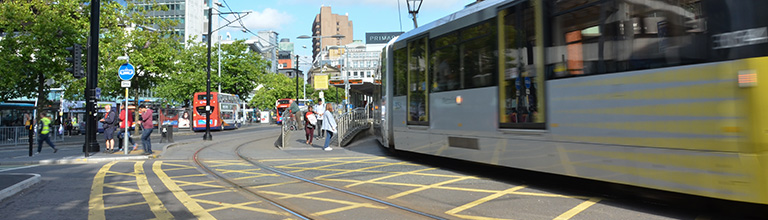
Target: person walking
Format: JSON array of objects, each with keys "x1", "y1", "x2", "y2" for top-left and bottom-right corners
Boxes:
[
  {"x1": 321, "y1": 103, "x2": 337, "y2": 151},
  {"x1": 36, "y1": 112, "x2": 58, "y2": 154},
  {"x1": 304, "y1": 106, "x2": 317, "y2": 145},
  {"x1": 138, "y1": 105, "x2": 154, "y2": 155},
  {"x1": 100, "y1": 105, "x2": 117, "y2": 153},
  {"x1": 117, "y1": 105, "x2": 137, "y2": 152},
  {"x1": 314, "y1": 100, "x2": 325, "y2": 139}
]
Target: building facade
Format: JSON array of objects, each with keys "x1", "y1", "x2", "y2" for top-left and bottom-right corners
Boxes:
[
  {"x1": 311, "y1": 6, "x2": 353, "y2": 60},
  {"x1": 127, "y1": 0, "x2": 219, "y2": 46}
]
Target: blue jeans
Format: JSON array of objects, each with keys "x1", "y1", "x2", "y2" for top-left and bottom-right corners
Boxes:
[
  {"x1": 141, "y1": 128, "x2": 153, "y2": 153},
  {"x1": 37, "y1": 133, "x2": 56, "y2": 152},
  {"x1": 323, "y1": 130, "x2": 334, "y2": 149},
  {"x1": 117, "y1": 129, "x2": 135, "y2": 148}
]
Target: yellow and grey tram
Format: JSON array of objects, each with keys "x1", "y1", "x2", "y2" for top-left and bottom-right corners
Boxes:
[{"x1": 375, "y1": 0, "x2": 768, "y2": 205}]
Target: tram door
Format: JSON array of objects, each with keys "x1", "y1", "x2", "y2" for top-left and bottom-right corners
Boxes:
[{"x1": 499, "y1": 1, "x2": 544, "y2": 129}]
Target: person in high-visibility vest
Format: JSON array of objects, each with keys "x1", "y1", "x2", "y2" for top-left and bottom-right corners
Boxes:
[{"x1": 37, "y1": 112, "x2": 58, "y2": 154}]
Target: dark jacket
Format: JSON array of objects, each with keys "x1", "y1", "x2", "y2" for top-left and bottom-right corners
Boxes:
[{"x1": 103, "y1": 109, "x2": 118, "y2": 129}]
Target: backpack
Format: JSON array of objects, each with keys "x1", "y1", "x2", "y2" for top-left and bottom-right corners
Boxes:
[{"x1": 306, "y1": 112, "x2": 317, "y2": 126}]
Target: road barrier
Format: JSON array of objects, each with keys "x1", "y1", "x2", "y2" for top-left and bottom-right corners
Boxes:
[
  {"x1": 0, "y1": 126, "x2": 64, "y2": 147},
  {"x1": 276, "y1": 107, "x2": 372, "y2": 149}
]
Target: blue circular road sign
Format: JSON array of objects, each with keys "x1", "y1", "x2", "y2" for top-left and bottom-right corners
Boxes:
[{"x1": 118, "y1": 63, "x2": 135, "y2": 81}]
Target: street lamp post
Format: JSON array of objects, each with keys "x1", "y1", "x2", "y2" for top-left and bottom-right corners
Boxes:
[
  {"x1": 203, "y1": 5, "x2": 250, "y2": 141},
  {"x1": 297, "y1": 34, "x2": 345, "y2": 105},
  {"x1": 406, "y1": 0, "x2": 424, "y2": 28},
  {"x1": 295, "y1": 55, "x2": 299, "y2": 101}
]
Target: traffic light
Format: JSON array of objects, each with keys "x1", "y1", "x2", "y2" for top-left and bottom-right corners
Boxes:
[{"x1": 65, "y1": 44, "x2": 84, "y2": 79}]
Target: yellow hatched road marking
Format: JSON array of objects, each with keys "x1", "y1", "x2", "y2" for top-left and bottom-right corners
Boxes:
[
  {"x1": 194, "y1": 200, "x2": 284, "y2": 215},
  {"x1": 450, "y1": 213, "x2": 511, "y2": 220},
  {"x1": 283, "y1": 157, "x2": 386, "y2": 173},
  {"x1": 104, "y1": 201, "x2": 148, "y2": 210},
  {"x1": 259, "y1": 157, "x2": 377, "y2": 162},
  {"x1": 171, "y1": 173, "x2": 208, "y2": 178},
  {"x1": 190, "y1": 189, "x2": 237, "y2": 198},
  {"x1": 388, "y1": 176, "x2": 475, "y2": 199},
  {"x1": 248, "y1": 181, "x2": 302, "y2": 189},
  {"x1": 314, "y1": 202, "x2": 385, "y2": 216},
  {"x1": 102, "y1": 184, "x2": 141, "y2": 193},
  {"x1": 314, "y1": 161, "x2": 411, "y2": 180},
  {"x1": 88, "y1": 161, "x2": 116, "y2": 220},
  {"x1": 153, "y1": 161, "x2": 216, "y2": 220},
  {"x1": 446, "y1": 186, "x2": 526, "y2": 215},
  {"x1": 101, "y1": 190, "x2": 135, "y2": 196},
  {"x1": 275, "y1": 190, "x2": 329, "y2": 200},
  {"x1": 345, "y1": 167, "x2": 437, "y2": 188},
  {"x1": 135, "y1": 161, "x2": 174, "y2": 219},
  {"x1": 554, "y1": 198, "x2": 601, "y2": 220},
  {"x1": 175, "y1": 179, "x2": 227, "y2": 188},
  {"x1": 258, "y1": 190, "x2": 386, "y2": 208}
]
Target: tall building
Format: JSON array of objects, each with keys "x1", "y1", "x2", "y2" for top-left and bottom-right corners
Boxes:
[
  {"x1": 127, "y1": 0, "x2": 219, "y2": 46},
  {"x1": 278, "y1": 38, "x2": 294, "y2": 69},
  {"x1": 311, "y1": 6, "x2": 353, "y2": 60}
]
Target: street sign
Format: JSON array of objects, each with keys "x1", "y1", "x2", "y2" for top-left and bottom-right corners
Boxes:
[
  {"x1": 118, "y1": 63, "x2": 135, "y2": 81},
  {"x1": 95, "y1": 88, "x2": 101, "y2": 99},
  {"x1": 121, "y1": 80, "x2": 131, "y2": 88}
]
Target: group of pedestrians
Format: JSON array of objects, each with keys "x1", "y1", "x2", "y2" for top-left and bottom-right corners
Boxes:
[
  {"x1": 302, "y1": 100, "x2": 337, "y2": 151},
  {"x1": 99, "y1": 104, "x2": 154, "y2": 155}
]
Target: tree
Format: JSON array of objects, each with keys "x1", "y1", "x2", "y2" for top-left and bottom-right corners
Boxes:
[
  {"x1": 154, "y1": 40, "x2": 270, "y2": 106},
  {"x1": 0, "y1": 0, "x2": 91, "y2": 115}
]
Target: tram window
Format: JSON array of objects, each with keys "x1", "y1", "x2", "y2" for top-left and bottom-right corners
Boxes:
[
  {"x1": 394, "y1": 48, "x2": 408, "y2": 96},
  {"x1": 430, "y1": 33, "x2": 459, "y2": 92},
  {"x1": 408, "y1": 37, "x2": 429, "y2": 125},
  {"x1": 499, "y1": 1, "x2": 544, "y2": 128},
  {"x1": 460, "y1": 21, "x2": 497, "y2": 89},
  {"x1": 548, "y1": 0, "x2": 709, "y2": 79}
]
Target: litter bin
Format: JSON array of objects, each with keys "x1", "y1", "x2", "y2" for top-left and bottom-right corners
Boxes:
[{"x1": 160, "y1": 124, "x2": 174, "y2": 143}]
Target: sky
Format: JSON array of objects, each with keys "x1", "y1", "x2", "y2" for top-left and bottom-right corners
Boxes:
[{"x1": 215, "y1": 0, "x2": 474, "y2": 66}]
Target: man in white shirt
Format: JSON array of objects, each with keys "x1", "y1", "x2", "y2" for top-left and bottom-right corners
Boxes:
[{"x1": 314, "y1": 100, "x2": 325, "y2": 139}]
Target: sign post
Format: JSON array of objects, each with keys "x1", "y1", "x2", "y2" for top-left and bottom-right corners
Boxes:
[{"x1": 119, "y1": 63, "x2": 135, "y2": 155}]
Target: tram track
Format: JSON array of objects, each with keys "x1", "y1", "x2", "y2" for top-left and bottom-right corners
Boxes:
[{"x1": 190, "y1": 132, "x2": 445, "y2": 220}]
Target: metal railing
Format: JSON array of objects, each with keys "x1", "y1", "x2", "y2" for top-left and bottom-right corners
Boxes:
[
  {"x1": 0, "y1": 126, "x2": 65, "y2": 147},
  {"x1": 276, "y1": 107, "x2": 372, "y2": 149}
]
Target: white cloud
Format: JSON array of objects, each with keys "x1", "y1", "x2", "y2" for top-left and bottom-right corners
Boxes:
[{"x1": 222, "y1": 8, "x2": 293, "y2": 32}]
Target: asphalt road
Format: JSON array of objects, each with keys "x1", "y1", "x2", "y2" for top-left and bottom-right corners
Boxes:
[{"x1": 0, "y1": 124, "x2": 762, "y2": 220}]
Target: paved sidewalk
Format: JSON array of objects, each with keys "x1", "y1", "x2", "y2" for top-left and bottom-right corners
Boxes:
[{"x1": 0, "y1": 129, "x2": 193, "y2": 202}]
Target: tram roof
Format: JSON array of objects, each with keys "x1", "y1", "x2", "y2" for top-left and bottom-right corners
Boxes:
[{"x1": 394, "y1": 0, "x2": 511, "y2": 48}]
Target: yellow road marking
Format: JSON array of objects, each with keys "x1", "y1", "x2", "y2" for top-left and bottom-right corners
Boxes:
[
  {"x1": 388, "y1": 176, "x2": 475, "y2": 199},
  {"x1": 88, "y1": 161, "x2": 117, "y2": 220},
  {"x1": 275, "y1": 190, "x2": 329, "y2": 200},
  {"x1": 171, "y1": 173, "x2": 208, "y2": 178},
  {"x1": 284, "y1": 157, "x2": 386, "y2": 174},
  {"x1": 345, "y1": 167, "x2": 436, "y2": 188},
  {"x1": 315, "y1": 161, "x2": 411, "y2": 180},
  {"x1": 554, "y1": 198, "x2": 601, "y2": 220},
  {"x1": 104, "y1": 201, "x2": 148, "y2": 210},
  {"x1": 135, "y1": 161, "x2": 174, "y2": 220},
  {"x1": 314, "y1": 203, "x2": 384, "y2": 216},
  {"x1": 259, "y1": 157, "x2": 377, "y2": 162},
  {"x1": 248, "y1": 181, "x2": 303, "y2": 189},
  {"x1": 258, "y1": 190, "x2": 386, "y2": 208},
  {"x1": 175, "y1": 179, "x2": 227, "y2": 188},
  {"x1": 194, "y1": 200, "x2": 283, "y2": 215},
  {"x1": 153, "y1": 161, "x2": 216, "y2": 220},
  {"x1": 101, "y1": 191, "x2": 135, "y2": 196},
  {"x1": 102, "y1": 184, "x2": 141, "y2": 193},
  {"x1": 449, "y1": 213, "x2": 511, "y2": 220},
  {"x1": 190, "y1": 189, "x2": 236, "y2": 198},
  {"x1": 446, "y1": 186, "x2": 526, "y2": 215}
]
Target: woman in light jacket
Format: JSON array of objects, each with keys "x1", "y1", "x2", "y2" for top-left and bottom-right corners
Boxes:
[{"x1": 321, "y1": 103, "x2": 337, "y2": 151}]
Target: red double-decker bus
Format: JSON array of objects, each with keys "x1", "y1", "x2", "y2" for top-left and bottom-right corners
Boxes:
[
  {"x1": 192, "y1": 92, "x2": 240, "y2": 131},
  {"x1": 275, "y1": 98, "x2": 292, "y2": 124}
]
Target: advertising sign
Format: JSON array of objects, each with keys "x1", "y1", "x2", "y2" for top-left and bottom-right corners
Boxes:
[
  {"x1": 366, "y1": 32, "x2": 404, "y2": 44},
  {"x1": 314, "y1": 74, "x2": 329, "y2": 90}
]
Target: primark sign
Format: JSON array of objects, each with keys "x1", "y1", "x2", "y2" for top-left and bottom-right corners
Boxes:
[{"x1": 366, "y1": 32, "x2": 404, "y2": 44}]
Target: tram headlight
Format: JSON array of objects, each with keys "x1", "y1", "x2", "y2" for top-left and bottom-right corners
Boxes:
[{"x1": 456, "y1": 96, "x2": 463, "y2": 105}]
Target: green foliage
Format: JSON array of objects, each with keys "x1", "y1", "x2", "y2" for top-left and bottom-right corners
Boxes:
[
  {"x1": 0, "y1": 0, "x2": 90, "y2": 104},
  {"x1": 247, "y1": 72, "x2": 345, "y2": 110}
]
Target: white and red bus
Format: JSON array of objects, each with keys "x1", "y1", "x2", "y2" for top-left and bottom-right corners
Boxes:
[{"x1": 192, "y1": 92, "x2": 240, "y2": 131}]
